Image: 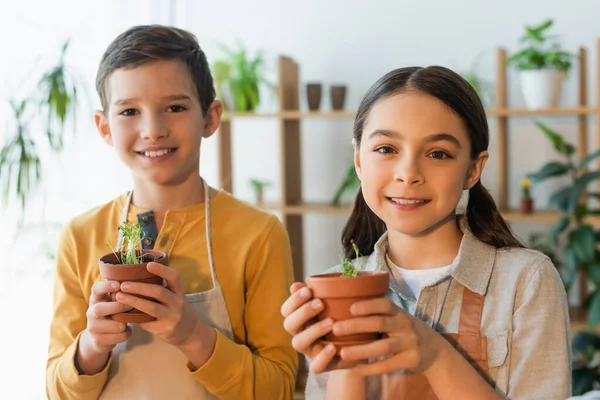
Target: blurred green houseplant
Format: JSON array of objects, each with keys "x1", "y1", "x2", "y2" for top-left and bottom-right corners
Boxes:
[
  {"x1": 0, "y1": 39, "x2": 82, "y2": 213},
  {"x1": 528, "y1": 121, "x2": 600, "y2": 328},
  {"x1": 211, "y1": 42, "x2": 270, "y2": 112},
  {"x1": 507, "y1": 19, "x2": 574, "y2": 71},
  {"x1": 571, "y1": 331, "x2": 600, "y2": 395}
]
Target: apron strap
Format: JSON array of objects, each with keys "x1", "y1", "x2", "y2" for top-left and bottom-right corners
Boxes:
[{"x1": 458, "y1": 287, "x2": 484, "y2": 336}]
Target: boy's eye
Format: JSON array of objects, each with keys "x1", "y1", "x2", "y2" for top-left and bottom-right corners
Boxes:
[
  {"x1": 430, "y1": 150, "x2": 451, "y2": 159},
  {"x1": 167, "y1": 105, "x2": 186, "y2": 113},
  {"x1": 375, "y1": 146, "x2": 395, "y2": 155},
  {"x1": 120, "y1": 109, "x2": 138, "y2": 116}
]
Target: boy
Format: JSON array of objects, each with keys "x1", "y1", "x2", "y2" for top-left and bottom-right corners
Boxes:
[{"x1": 46, "y1": 25, "x2": 298, "y2": 399}]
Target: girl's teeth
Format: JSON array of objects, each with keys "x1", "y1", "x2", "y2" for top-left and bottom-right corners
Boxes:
[
  {"x1": 390, "y1": 198, "x2": 426, "y2": 205},
  {"x1": 143, "y1": 148, "x2": 173, "y2": 157}
]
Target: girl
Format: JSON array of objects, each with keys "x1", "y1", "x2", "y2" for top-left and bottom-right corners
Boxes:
[{"x1": 281, "y1": 66, "x2": 570, "y2": 399}]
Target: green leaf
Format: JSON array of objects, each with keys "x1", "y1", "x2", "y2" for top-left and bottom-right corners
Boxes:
[
  {"x1": 535, "y1": 121, "x2": 576, "y2": 156},
  {"x1": 528, "y1": 161, "x2": 570, "y2": 183},
  {"x1": 579, "y1": 149, "x2": 600, "y2": 169},
  {"x1": 572, "y1": 368, "x2": 600, "y2": 396},
  {"x1": 571, "y1": 226, "x2": 596, "y2": 264},
  {"x1": 549, "y1": 216, "x2": 570, "y2": 244},
  {"x1": 588, "y1": 262, "x2": 600, "y2": 287},
  {"x1": 564, "y1": 243, "x2": 579, "y2": 291},
  {"x1": 548, "y1": 186, "x2": 576, "y2": 212},
  {"x1": 588, "y1": 290, "x2": 600, "y2": 329}
]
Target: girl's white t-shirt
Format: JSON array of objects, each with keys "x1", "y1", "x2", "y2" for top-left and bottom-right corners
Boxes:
[{"x1": 386, "y1": 254, "x2": 453, "y2": 300}]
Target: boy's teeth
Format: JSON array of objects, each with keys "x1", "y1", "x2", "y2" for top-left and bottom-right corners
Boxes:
[
  {"x1": 143, "y1": 148, "x2": 173, "y2": 157},
  {"x1": 390, "y1": 198, "x2": 426, "y2": 205}
]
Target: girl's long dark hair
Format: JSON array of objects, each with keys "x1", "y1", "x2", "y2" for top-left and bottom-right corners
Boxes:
[{"x1": 342, "y1": 66, "x2": 523, "y2": 259}]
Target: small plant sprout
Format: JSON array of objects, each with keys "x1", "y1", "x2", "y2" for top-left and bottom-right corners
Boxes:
[
  {"x1": 341, "y1": 240, "x2": 364, "y2": 278},
  {"x1": 105, "y1": 221, "x2": 148, "y2": 264},
  {"x1": 521, "y1": 177, "x2": 532, "y2": 198}
]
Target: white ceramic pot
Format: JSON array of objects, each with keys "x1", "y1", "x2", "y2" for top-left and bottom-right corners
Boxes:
[{"x1": 519, "y1": 69, "x2": 567, "y2": 109}]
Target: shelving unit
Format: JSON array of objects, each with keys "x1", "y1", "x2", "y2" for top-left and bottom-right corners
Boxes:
[{"x1": 216, "y1": 40, "x2": 600, "y2": 390}]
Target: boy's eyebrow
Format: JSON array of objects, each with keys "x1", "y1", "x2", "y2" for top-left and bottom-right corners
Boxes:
[
  {"x1": 113, "y1": 94, "x2": 192, "y2": 106},
  {"x1": 368, "y1": 129, "x2": 462, "y2": 148}
]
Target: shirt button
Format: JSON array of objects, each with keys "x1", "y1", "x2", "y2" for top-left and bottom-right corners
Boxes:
[
  {"x1": 141, "y1": 215, "x2": 149, "y2": 222},
  {"x1": 144, "y1": 237, "x2": 153, "y2": 246}
]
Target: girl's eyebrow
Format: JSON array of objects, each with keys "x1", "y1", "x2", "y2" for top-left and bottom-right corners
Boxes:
[{"x1": 368, "y1": 129, "x2": 462, "y2": 149}]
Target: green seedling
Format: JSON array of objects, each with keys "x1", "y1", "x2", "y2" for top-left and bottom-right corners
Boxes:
[
  {"x1": 105, "y1": 221, "x2": 148, "y2": 264},
  {"x1": 341, "y1": 240, "x2": 364, "y2": 277}
]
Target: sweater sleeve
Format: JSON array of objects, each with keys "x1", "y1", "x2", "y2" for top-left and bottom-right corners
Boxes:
[
  {"x1": 45, "y1": 223, "x2": 111, "y2": 400},
  {"x1": 189, "y1": 216, "x2": 298, "y2": 399}
]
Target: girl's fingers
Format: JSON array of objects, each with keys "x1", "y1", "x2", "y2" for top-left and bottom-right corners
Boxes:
[
  {"x1": 88, "y1": 300, "x2": 133, "y2": 319},
  {"x1": 283, "y1": 298, "x2": 324, "y2": 335},
  {"x1": 291, "y1": 318, "x2": 334, "y2": 354},
  {"x1": 339, "y1": 337, "x2": 403, "y2": 362},
  {"x1": 280, "y1": 284, "x2": 312, "y2": 318},
  {"x1": 309, "y1": 343, "x2": 337, "y2": 374},
  {"x1": 352, "y1": 351, "x2": 414, "y2": 376},
  {"x1": 350, "y1": 298, "x2": 401, "y2": 317},
  {"x1": 333, "y1": 315, "x2": 399, "y2": 337}
]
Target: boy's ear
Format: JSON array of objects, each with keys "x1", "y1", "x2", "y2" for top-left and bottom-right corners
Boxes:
[
  {"x1": 353, "y1": 138, "x2": 362, "y2": 180},
  {"x1": 202, "y1": 100, "x2": 223, "y2": 139},
  {"x1": 94, "y1": 110, "x2": 113, "y2": 146},
  {"x1": 464, "y1": 150, "x2": 489, "y2": 190}
]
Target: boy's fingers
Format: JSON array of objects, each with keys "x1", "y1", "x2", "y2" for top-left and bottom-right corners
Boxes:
[
  {"x1": 291, "y1": 318, "x2": 333, "y2": 354},
  {"x1": 281, "y1": 286, "x2": 313, "y2": 318},
  {"x1": 88, "y1": 300, "x2": 133, "y2": 320},
  {"x1": 90, "y1": 281, "x2": 120, "y2": 304},
  {"x1": 94, "y1": 328, "x2": 132, "y2": 347},
  {"x1": 290, "y1": 282, "x2": 306, "y2": 294},
  {"x1": 147, "y1": 262, "x2": 182, "y2": 294},
  {"x1": 88, "y1": 319, "x2": 128, "y2": 334},
  {"x1": 310, "y1": 344, "x2": 337, "y2": 374},
  {"x1": 283, "y1": 298, "x2": 324, "y2": 335}
]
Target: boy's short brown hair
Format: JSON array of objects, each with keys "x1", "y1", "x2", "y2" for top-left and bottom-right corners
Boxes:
[{"x1": 95, "y1": 24, "x2": 215, "y2": 114}]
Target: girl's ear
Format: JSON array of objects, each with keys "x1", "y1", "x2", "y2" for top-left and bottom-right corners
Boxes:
[
  {"x1": 202, "y1": 100, "x2": 223, "y2": 139},
  {"x1": 95, "y1": 111, "x2": 113, "y2": 146},
  {"x1": 464, "y1": 150, "x2": 489, "y2": 190},
  {"x1": 353, "y1": 138, "x2": 362, "y2": 180}
]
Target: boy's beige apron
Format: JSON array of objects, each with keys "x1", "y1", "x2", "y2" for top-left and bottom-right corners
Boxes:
[
  {"x1": 380, "y1": 287, "x2": 491, "y2": 400},
  {"x1": 99, "y1": 180, "x2": 235, "y2": 399}
]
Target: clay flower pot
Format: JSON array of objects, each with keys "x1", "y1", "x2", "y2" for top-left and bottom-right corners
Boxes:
[
  {"x1": 520, "y1": 197, "x2": 533, "y2": 214},
  {"x1": 306, "y1": 271, "x2": 389, "y2": 350},
  {"x1": 98, "y1": 249, "x2": 168, "y2": 323}
]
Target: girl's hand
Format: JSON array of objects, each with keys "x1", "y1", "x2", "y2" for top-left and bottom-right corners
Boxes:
[
  {"x1": 280, "y1": 282, "x2": 339, "y2": 373},
  {"x1": 332, "y1": 297, "x2": 446, "y2": 376},
  {"x1": 115, "y1": 262, "x2": 216, "y2": 367}
]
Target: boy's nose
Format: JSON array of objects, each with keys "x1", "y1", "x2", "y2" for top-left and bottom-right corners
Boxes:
[{"x1": 140, "y1": 116, "x2": 169, "y2": 140}]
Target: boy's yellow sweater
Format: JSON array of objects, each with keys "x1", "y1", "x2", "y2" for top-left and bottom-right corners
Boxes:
[{"x1": 46, "y1": 190, "x2": 298, "y2": 399}]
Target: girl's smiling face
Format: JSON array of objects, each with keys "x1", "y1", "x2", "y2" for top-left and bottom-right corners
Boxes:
[{"x1": 354, "y1": 91, "x2": 488, "y2": 236}]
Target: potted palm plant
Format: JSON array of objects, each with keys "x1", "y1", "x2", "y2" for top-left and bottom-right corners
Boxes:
[
  {"x1": 507, "y1": 19, "x2": 574, "y2": 109},
  {"x1": 528, "y1": 121, "x2": 600, "y2": 328},
  {"x1": 211, "y1": 42, "x2": 271, "y2": 112},
  {"x1": 99, "y1": 221, "x2": 168, "y2": 323}
]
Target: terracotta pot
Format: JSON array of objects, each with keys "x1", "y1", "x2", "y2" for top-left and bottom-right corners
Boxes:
[
  {"x1": 330, "y1": 85, "x2": 347, "y2": 110},
  {"x1": 306, "y1": 83, "x2": 322, "y2": 111},
  {"x1": 99, "y1": 250, "x2": 168, "y2": 323},
  {"x1": 306, "y1": 271, "x2": 389, "y2": 345},
  {"x1": 520, "y1": 197, "x2": 533, "y2": 214}
]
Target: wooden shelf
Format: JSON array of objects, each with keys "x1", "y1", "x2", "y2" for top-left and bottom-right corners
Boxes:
[{"x1": 222, "y1": 107, "x2": 599, "y2": 121}]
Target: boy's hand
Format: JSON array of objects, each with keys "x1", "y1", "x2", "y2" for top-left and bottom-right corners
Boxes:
[
  {"x1": 115, "y1": 262, "x2": 216, "y2": 368},
  {"x1": 77, "y1": 280, "x2": 133, "y2": 375}
]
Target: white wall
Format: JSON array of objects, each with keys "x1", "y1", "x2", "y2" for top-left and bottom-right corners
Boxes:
[{"x1": 0, "y1": 0, "x2": 598, "y2": 398}]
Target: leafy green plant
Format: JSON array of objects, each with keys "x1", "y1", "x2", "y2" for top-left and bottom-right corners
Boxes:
[
  {"x1": 249, "y1": 178, "x2": 271, "y2": 204},
  {"x1": 507, "y1": 19, "x2": 574, "y2": 71},
  {"x1": 571, "y1": 331, "x2": 600, "y2": 395},
  {"x1": 332, "y1": 163, "x2": 360, "y2": 206},
  {"x1": 527, "y1": 121, "x2": 600, "y2": 328},
  {"x1": 458, "y1": 55, "x2": 495, "y2": 107},
  {"x1": 341, "y1": 241, "x2": 364, "y2": 278},
  {"x1": 106, "y1": 221, "x2": 148, "y2": 265},
  {"x1": 211, "y1": 42, "x2": 270, "y2": 112},
  {"x1": 527, "y1": 232, "x2": 561, "y2": 271},
  {"x1": 0, "y1": 39, "x2": 82, "y2": 214}
]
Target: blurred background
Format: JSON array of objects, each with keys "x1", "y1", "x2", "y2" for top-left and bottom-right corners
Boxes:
[{"x1": 1, "y1": 0, "x2": 600, "y2": 398}]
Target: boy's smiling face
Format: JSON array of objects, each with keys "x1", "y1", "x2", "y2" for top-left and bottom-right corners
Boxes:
[{"x1": 95, "y1": 59, "x2": 220, "y2": 187}]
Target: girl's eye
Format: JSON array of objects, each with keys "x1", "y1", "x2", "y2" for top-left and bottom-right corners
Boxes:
[
  {"x1": 375, "y1": 146, "x2": 395, "y2": 155},
  {"x1": 430, "y1": 150, "x2": 452, "y2": 159},
  {"x1": 120, "y1": 109, "x2": 138, "y2": 116},
  {"x1": 167, "y1": 105, "x2": 186, "y2": 113}
]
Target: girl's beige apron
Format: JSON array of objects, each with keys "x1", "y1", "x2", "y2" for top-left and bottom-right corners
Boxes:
[
  {"x1": 380, "y1": 287, "x2": 491, "y2": 400},
  {"x1": 99, "y1": 181, "x2": 234, "y2": 399}
]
